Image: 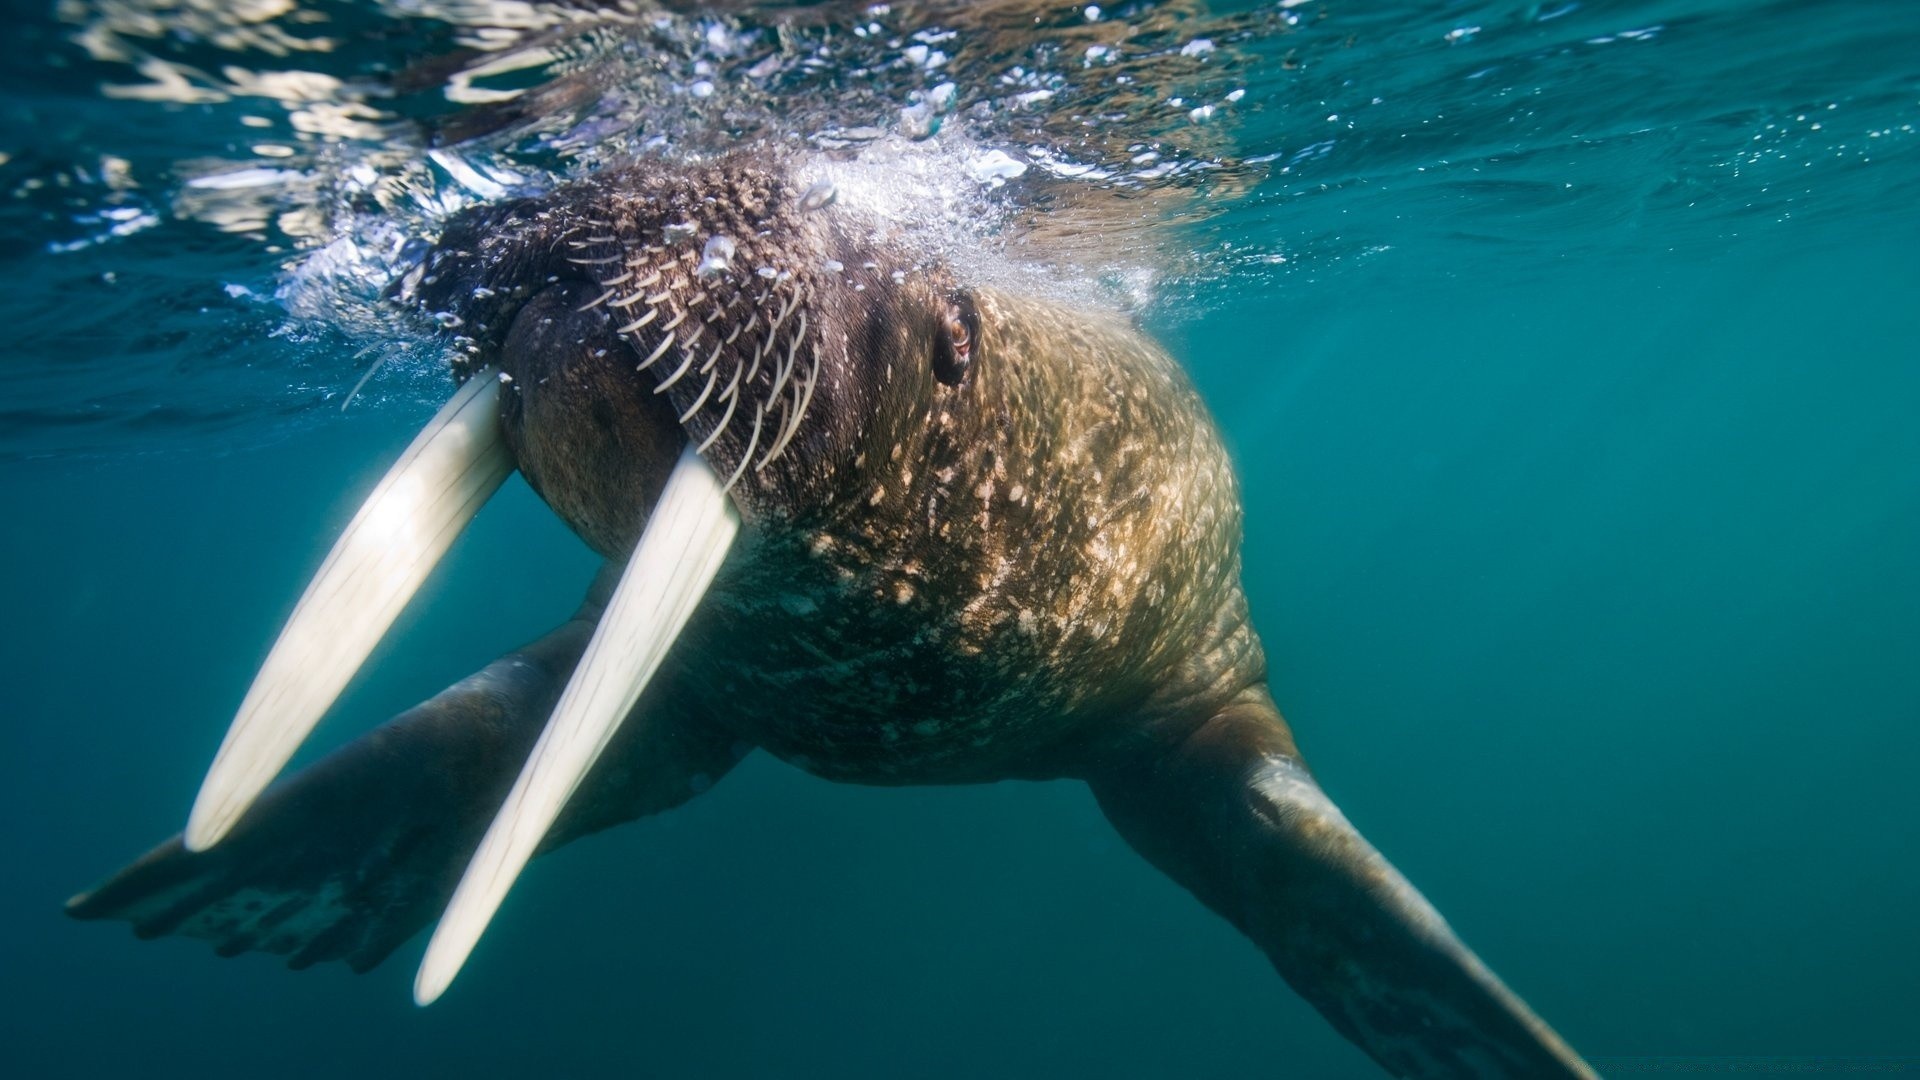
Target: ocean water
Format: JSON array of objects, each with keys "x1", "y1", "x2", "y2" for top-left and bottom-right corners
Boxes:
[{"x1": 3, "y1": 1, "x2": 1917, "y2": 1077}]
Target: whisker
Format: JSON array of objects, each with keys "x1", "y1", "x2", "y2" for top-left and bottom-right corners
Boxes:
[
  {"x1": 615, "y1": 309, "x2": 659, "y2": 334},
  {"x1": 768, "y1": 285, "x2": 804, "y2": 334},
  {"x1": 679, "y1": 368, "x2": 720, "y2": 423},
  {"x1": 767, "y1": 314, "x2": 807, "y2": 400},
  {"x1": 745, "y1": 331, "x2": 773, "y2": 384},
  {"x1": 767, "y1": 340, "x2": 795, "y2": 402},
  {"x1": 762, "y1": 359, "x2": 819, "y2": 467},
  {"x1": 723, "y1": 402, "x2": 765, "y2": 492},
  {"x1": 696, "y1": 374, "x2": 740, "y2": 454},
  {"x1": 577, "y1": 288, "x2": 617, "y2": 311},
  {"x1": 759, "y1": 380, "x2": 803, "y2": 469},
  {"x1": 638, "y1": 335, "x2": 674, "y2": 370},
  {"x1": 653, "y1": 334, "x2": 699, "y2": 391},
  {"x1": 756, "y1": 392, "x2": 791, "y2": 473},
  {"x1": 340, "y1": 343, "x2": 396, "y2": 413}
]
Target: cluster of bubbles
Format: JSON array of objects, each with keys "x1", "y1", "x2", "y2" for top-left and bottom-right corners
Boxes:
[
  {"x1": 42, "y1": 0, "x2": 1283, "y2": 386},
  {"x1": 21, "y1": 0, "x2": 1916, "y2": 430}
]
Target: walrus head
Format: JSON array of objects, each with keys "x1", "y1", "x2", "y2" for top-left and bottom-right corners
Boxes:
[
  {"x1": 184, "y1": 153, "x2": 1026, "y2": 1002},
  {"x1": 404, "y1": 154, "x2": 982, "y2": 554}
]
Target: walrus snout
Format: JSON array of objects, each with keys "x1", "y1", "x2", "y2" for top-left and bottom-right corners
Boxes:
[{"x1": 496, "y1": 280, "x2": 686, "y2": 559}]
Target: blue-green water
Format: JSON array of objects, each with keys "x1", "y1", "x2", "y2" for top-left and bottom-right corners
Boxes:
[{"x1": 3, "y1": 1, "x2": 1918, "y2": 1076}]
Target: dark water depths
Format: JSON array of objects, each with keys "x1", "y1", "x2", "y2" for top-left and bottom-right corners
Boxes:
[{"x1": 3, "y1": 1, "x2": 1918, "y2": 1076}]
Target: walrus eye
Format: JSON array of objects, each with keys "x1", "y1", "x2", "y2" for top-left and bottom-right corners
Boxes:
[
  {"x1": 946, "y1": 308, "x2": 970, "y2": 355},
  {"x1": 933, "y1": 293, "x2": 977, "y2": 386}
]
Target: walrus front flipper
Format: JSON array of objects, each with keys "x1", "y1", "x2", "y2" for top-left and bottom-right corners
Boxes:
[
  {"x1": 68, "y1": 569, "x2": 741, "y2": 973},
  {"x1": 1089, "y1": 692, "x2": 1595, "y2": 1079},
  {"x1": 66, "y1": 614, "x2": 598, "y2": 971}
]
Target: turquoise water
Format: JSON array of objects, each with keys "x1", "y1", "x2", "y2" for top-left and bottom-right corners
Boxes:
[{"x1": 4, "y1": 1, "x2": 1918, "y2": 1076}]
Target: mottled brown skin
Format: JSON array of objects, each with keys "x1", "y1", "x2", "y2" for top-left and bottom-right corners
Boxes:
[
  {"x1": 407, "y1": 157, "x2": 1264, "y2": 786},
  {"x1": 683, "y1": 288, "x2": 1262, "y2": 785},
  {"x1": 71, "y1": 155, "x2": 1595, "y2": 1078}
]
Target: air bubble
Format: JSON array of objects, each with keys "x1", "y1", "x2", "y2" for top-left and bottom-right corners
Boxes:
[
  {"x1": 900, "y1": 102, "x2": 940, "y2": 140},
  {"x1": 698, "y1": 235, "x2": 736, "y2": 277},
  {"x1": 968, "y1": 149, "x2": 1028, "y2": 186},
  {"x1": 799, "y1": 179, "x2": 837, "y2": 211}
]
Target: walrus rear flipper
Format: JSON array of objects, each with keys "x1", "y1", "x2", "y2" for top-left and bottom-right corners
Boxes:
[{"x1": 1089, "y1": 691, "x2": 1595, "y2": 1079}]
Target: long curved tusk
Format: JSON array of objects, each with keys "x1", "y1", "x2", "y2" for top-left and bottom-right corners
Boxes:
[
  {"x1": 185, "y1": 371, "x2": 514, "y2": 852},
  {"x1": 414, "y1": 445, "x2": 740, "y2": 1006}
]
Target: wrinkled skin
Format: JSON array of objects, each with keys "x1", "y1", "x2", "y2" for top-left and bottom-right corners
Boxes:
[{"x1": 71, "y1": 154, "x2": 1596, "y2": 1079}]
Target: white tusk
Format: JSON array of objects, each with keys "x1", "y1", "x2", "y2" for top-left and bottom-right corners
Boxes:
[
  {"x1": 414, "y1": 445, "x2": 740, "y2": 1006},
  {"x1": 185, "y1": 371, "x2": 514, "y2": 852}
]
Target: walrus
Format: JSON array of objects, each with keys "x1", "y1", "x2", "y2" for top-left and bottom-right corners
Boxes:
[{"x1": 67, "y1": 154, "x2": 1596, "y2": 1079}]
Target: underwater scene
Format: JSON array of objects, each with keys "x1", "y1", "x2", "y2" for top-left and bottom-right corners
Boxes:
[{"x1": 3, "y1": 0, "x2": 1917, "y2": 1076}]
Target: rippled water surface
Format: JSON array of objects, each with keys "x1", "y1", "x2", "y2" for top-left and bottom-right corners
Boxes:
[{"x1": 3, "y1": 1, "x2": 1918, "y2": 1076}]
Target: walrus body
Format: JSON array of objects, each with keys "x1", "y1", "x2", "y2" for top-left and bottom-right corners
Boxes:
[{"x1": 70, "y1": 156, "x2": 1595, "y2": 1078}]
